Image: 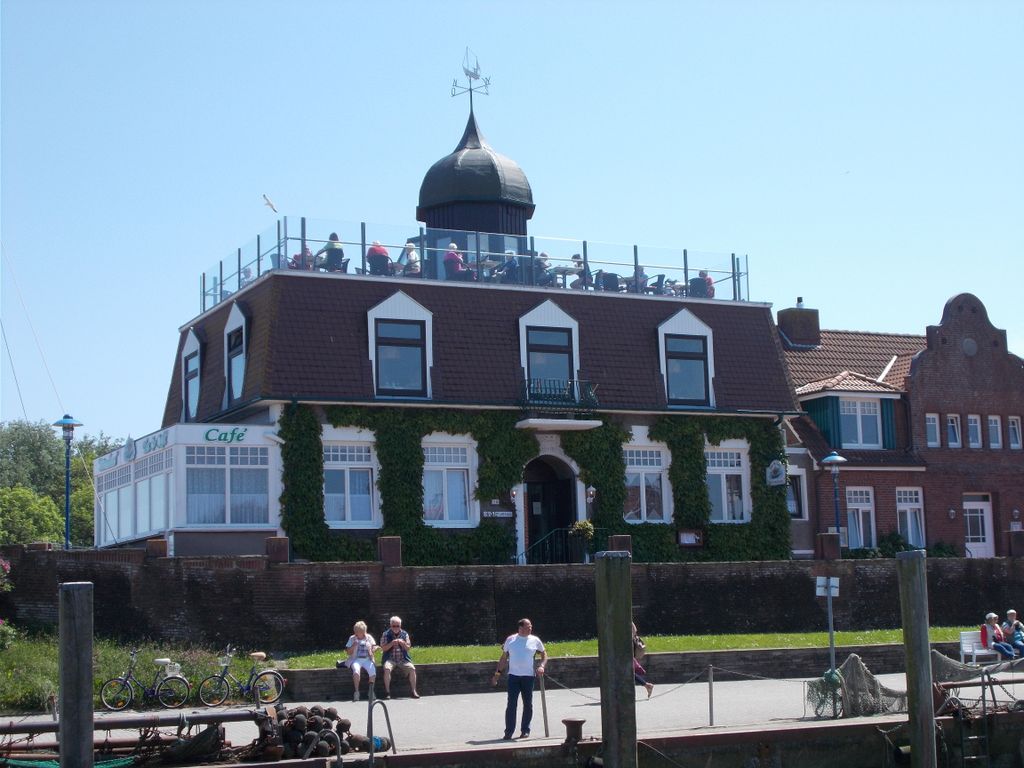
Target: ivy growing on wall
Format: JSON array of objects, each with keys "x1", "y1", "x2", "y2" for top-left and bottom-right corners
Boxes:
[
  {"x1": 321, "y1": 406, "x2": 539, "y2": 566},
  {"x1": 278, "y1": 403, "x2": 373, "y2": 562}
]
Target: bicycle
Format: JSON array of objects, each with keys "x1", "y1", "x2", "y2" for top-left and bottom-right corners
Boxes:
[
  {"x1": 99, "y1": 649, "x2": 192, "y2": 710},
  {"x1": 197, "y1": 645, "x2": 285, "y2": 706}
]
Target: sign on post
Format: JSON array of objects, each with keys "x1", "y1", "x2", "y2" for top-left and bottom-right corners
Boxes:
[{"x1": 815, "y1": 576, "x2": 839, "y2": 597}]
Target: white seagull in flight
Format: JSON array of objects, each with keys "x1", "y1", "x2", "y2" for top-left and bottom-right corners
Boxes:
[{"x1": 262, "y1": 194, "x2": 278, "y2": 213}]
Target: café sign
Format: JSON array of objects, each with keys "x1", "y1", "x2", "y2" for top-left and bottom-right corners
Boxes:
[{"x1": 204, "y1": 427, "x2": 248, "y2": 444}]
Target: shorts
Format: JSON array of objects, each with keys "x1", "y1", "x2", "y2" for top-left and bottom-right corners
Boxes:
[
  {"x1": 348, "y1": 659, "x2": 376, "y2": 678},
  {"x1": 384, "y1": 660, "x2": 415, "y2": 677}
]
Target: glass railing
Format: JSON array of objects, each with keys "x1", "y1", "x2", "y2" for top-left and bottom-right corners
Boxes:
[{"x1": 198, "y1": 216, "x2": 750, "y2": 313}]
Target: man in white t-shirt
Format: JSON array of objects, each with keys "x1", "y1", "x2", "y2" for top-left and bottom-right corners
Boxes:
[{"x1": 492, "y1": 618, "x2": 547, "y2": 740}]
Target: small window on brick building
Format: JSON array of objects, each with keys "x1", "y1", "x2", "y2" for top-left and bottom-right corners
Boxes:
[
  {"x1": 988, "y1": 416, "x2": 1002, "y2": 449},
  {"x1": 925, "y1": 413, "x2": 940, "y2": 448},
  {"x1": 946, "y1": 415, "x2": 962, "y2": 448},
  {"x1": 1009, "y1": 417, "x2": 1022, "y2": 450},
  {"x1": 967, "y1": 415, "x2": 982, "y2": 448}
]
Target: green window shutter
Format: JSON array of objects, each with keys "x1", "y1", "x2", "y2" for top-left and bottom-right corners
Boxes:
[
  {"x1": 881, "y1": 399, "x2": 896, "y2": 449},
  {"x1": 806, "y1": 397, "x2": 841, "y2": 447}
]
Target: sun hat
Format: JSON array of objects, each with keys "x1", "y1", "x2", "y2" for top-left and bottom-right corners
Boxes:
[{"x1": 986, "y1": 612, "x2": 998, "y2": 619}]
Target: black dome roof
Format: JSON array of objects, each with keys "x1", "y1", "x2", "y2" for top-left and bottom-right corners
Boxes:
[{"x1": 417, "y1": 111, "x2": 535, "y2": 214}]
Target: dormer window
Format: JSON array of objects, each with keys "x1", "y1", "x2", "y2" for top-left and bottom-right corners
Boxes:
[
  {"x1": 658, "y1": 308, "x2": 715, "y2": 408},
  {"x1": 375, "y1": 320, "x2": 427, "y2": 396},
  {"x1": 223, "y1": 303, "x2": 248, "y2": 409},
  {"x1": 367, "y1": 291, "x2": 434, "y2": 399},
  {"x1": 839, "y1": 398, "x2": 880, "y2": 448},
  {"x1": 527, "y1": 327, "x2": 572, "y2": 385},
  {"x1": 181, "y1": 329, "x2": 201, "y2": 422},
  {"x1": 518, "y1": 300, "x2": 581, "y2": 400}
]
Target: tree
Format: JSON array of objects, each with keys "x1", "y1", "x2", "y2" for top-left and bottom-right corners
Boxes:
[
  {"x1": 0, "y1": 421, "x2": 63, "y2": 502},
  {"x1": 0, "y1": 486, "x2": 63, "y2": 546}
]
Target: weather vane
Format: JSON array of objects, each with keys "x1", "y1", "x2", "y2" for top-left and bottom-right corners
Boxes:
[{"x1": 451, "y1": 47, "x2": 490, "y2": 112}]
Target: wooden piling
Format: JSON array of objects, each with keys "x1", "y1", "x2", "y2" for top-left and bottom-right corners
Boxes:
[
  {"x1": 59, "y1": 581, "x2": 94, "y2": 768},
  {"x1": 896, "y1": 550, "x2": 936, "y2": 768},
  {"x1": 595, "y1": 550, "x2": 636, "y2": 768}
]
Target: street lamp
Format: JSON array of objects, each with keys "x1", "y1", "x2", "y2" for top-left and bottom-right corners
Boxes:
[
  {"x1": 52, "y1": 415, "x2": 82, "y2": 550},
  {"x1": 820, "y1": 451, "x2": 847, "y2": 540}
]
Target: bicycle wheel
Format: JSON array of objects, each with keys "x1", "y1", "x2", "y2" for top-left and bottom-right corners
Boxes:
[
  {"x1": 198, "y1": 674, "x2": 230, "y2": 707},
  {"x1": 156, "y1": 675, "x2": 191, "y2": 708},
  {"x1": 100, "y1": 678, "x2": 133, "y2": 711},
  {"x1": 252, "y1": 671, "x2": 284, "y2": 704}
]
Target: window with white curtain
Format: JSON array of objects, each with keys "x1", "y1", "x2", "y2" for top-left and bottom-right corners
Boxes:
[
  {"x1": 185, "y1": 445, "x2": 269, "y2": 526},
  {"x1": 229, "y1": 447, "x2": 269, "y2": 524},
  {"x1": 988, "y1": 416, "x2": 1002, "y2": 449},
  {"x1": 896, "y1": 487, "x2": 925, "y2": 548},
  {"x1": 323, "y1": 444, "x2": 377, "y2": 526},
  {"x1": 622, "y1": 448, "x2": 668, "y2": 523},
  {"x1": 422, "y1": 441, "x2": 474, "y2": 526},
  {"x1": 706, "y1": 443, "x2": 750, "y2": 523},
  {"x1": 840, "y1": 398, "x2": 881, "y2": 448},
  {"x1": 967, "y1": 415, "x2": 982, "y2": 448},
  {"x1": 845, "y1": 487, "x2": 876, "y2": 549}
]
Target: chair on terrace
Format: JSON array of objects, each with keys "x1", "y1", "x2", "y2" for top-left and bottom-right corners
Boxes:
[
  {"x1": 367, "y1": 253, "x2": 395, "y2": 276},
  {"x1": 598, "y1": 271, "x2": 622, "y2": 292},
  {"x1": 643, "y1": 274, "x2": 667, "y2": 295}
]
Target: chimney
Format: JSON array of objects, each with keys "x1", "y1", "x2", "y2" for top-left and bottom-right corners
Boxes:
[{"x1": 777, "y1": 297, "x2": 821, "y2": 347}]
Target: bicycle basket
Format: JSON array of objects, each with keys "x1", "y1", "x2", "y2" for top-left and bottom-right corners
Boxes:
[
  {"x1": 164, "y1": 662, "x2": 181, "y2": 676},
  {"x1": 218, "y1": 656, "x2": 232, "y2": 667}
]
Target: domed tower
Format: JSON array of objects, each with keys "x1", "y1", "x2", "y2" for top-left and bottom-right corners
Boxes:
[{"x1": 417, "y1": 109, "x2": 535, "y2": 236}]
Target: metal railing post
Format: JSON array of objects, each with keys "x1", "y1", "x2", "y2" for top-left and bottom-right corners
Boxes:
[
  {"x1": 256, "y1": 234, "x2": 262, "y2": 276},
  {"x1": 475, "y1": 231, "x2": 482, "y2": 277},
  {"x1": 732, "y1": 253, "x2": 738, "y2": 300},
  {"x1": 708, "y1": 665, "x2": 714, "y2": 726},
  {"x1": 201, "y1": 274, "x2": 206, "y2": 313},
  {"x1": 528, "y1": 236, "x2": 536, "y2": 285},
  {"x1": 683, "y1": 248, "x2": 689, "y2": 285},
  {"x1": 237, "y1": 247, "x2": 242, "y2": 290},
  {"x1": 218, "y1": 259, "x2": 224, "y2": 305},
  {"x1": 361, "y1": 221, "x2": 367, "y2": 275},
  {"x1": 300, "y1": 217, "x2": 306, "y2": 264},
  {"x1": 633, "y1": 244, "x2": 640, "y2": 293},
  {"x1": 582, "y1": 240, "x2": 589, "y2": 289},
  {"x1": 280, "y1": 218, "x2": 286, "y2": 268}
]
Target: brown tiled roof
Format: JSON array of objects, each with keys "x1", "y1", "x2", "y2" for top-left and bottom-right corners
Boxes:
[
  {"x1": 881, "y1": 353, "x2": 916, "y2": 388},
  {"x1": 783, "y1": 330, "x2": 926, "y2": 388},
  {"x1": 163, "y1": 273, "x2": 800, "y2": 426},
  {"x1": 795, "y1": 370, "x2": 905, "y2": 396}
]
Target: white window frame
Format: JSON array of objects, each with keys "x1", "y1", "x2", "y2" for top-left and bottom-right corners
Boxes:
[
  {"x1": 518, "y1": 300, "x2": 580, "y2": 386},
  {"x1": 839, "y1": 398, "x2": 882, "y2": 449},
  {"x1": 988, "y1": 416, "x2": 1002, "y2": 449},
  {"x1": 184, "y1": 445, "x2": 270, "y2": 527},
  {"x1": 622, "y1": 445, "x2": 672, "y2": 524},
  {"x1": 1009, "y1": 416, "x2": 1022, "y2": 450},
  {"x1": 705, "y1": 439, "x2": 751, "y2": 523},
  {"x1": 421, "y1": 433, "x2": 478, "y2": 528},
  {"x1": 845, "y1": 487, "x2": 876, "y2": 549},
  {"x1": 223, "y1": 303, "x2": 247, "y2": 408},
  {"x1": 967, "y1": 414, "x2": 982, "y2": 449},
  {"x1": 96, "y1": 464, "x2": 133, "y2": 544},
  {"x1": 946, "y1": 414, "x2": 962, "y2": 448},
  {"x1": 181, "y1": 329, "x2": 201, "y2": 422},
  {"x1": 133, "y1": 448, "x2": 173, "y2": 538},
  {"x1": 367, "y1": 291, "x2": 434, "y2": 399},
  {"x1": 786, "y1": 468, "x2": 808, "y2": 520},
  {"x1": 658, "y1": 308, "x2": 716, "y2": 408},
  {"x1": 323, "y1": 441, "x2": 381, "y2": 528},
  {"x1": 925, "y1": 413, "x2": 940, "y2": 448},
  {"x1": 896, "y1": 487, "x2": 925, "y2": 548}
]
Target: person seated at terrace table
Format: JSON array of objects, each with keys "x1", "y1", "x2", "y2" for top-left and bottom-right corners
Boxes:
[
  {"x1": 532, "y1": 252, "x2": 555, "y2": 287},
  {"x1": 366, "y1": 241, "x2": 395, "y2": 275},
  {"x1": 495, "y1": 250, "x2": 520, "y2": 284},
  {"x1": 398, "y1": 243, "x2": 421, "y2": 276},
  {"x1": 314, "y1": 232, "x2": 347, "y2": 272},
  {"x1": 443, "y1": 243, "x2": 476, "y2": 281},
  {"x1": 569, "y1": 253, "x2": 592, "y2": 290},
  {"x1": 289, "y1": 246, "x2": 315, "y2": 270},
  {"x1": 700, "y1": 269, "x2": 715, "y2": 298}
]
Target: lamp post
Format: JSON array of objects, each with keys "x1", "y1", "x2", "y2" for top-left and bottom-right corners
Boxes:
[
  {"x1": 52, "y1": 415, "x2": 82, "y2": 551},
  {"x1": 820, "y1": 451, "x2": 847, "y2": 540}
]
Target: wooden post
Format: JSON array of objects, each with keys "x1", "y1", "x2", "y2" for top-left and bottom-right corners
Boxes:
[
  {"x1": 594, "y1": 550, "x2": 636, "y2": 768},
  {"x1": 59, "y1": 582, "x2": 94, "y2": 768},
  {"x1": 896, "y1": 550, "x2": 936, "y2": 768}
]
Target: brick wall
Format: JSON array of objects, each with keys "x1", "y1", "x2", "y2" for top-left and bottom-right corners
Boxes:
[{"x1": 4, "y1": 546, "x2": 1022, "y2": 652}]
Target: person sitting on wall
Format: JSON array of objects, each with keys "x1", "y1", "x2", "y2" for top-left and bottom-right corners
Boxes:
[
  {"x1": 1003, "y1": 609, "x2": 1024, "y2": 656},
  {"x1": 314, "y1": 233, "x2": 347, "y2": 272},
  {"x1": 443, "y1": 243, "x2": 476, "y2": 281},
  {"x1": 379, "y1": 616, "x2": 420, "y2": 699},
  {"x1": 336, "y1": 620, "x2": 378, "y2": 701},
  {"x1": 982, "y1": 612, "x2": 1016, "y2": 659}
]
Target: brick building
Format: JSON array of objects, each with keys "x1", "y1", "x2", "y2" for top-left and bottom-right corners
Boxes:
[{"x1": 780, "y1": 294, "x2": 1024, "y2": 557}]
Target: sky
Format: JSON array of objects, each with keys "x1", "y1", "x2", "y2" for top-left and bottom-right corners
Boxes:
[{"x1": 2, "y1": 1, "x2": 1022, "y2": 443}]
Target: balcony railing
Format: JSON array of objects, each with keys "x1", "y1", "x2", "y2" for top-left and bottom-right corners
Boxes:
[
  {"x1": 513, "y1": 526, "x2": 609, "y2": 564},
  {"x1": 198, "y1": 215, "x2": 752, "y2": 313},
  {"x1": 520, "y1": 379, "x2": 598, "y2": 414}
]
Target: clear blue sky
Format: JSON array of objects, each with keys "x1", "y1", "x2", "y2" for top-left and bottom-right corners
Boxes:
[{"x1": 2, "y1": 1, "x2": 1021, "y2": 442}]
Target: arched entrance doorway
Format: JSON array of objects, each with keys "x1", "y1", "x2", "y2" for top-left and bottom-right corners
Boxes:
[{"x1": 522, "y1": 456, "x2": 578, "y2": 564}]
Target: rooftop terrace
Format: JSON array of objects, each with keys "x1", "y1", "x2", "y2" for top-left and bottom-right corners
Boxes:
[{"x1": 200, "y1": 216, "x2": 751, "y2": 313}]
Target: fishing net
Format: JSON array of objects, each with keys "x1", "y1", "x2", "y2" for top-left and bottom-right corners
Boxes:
[{"x1": 806, "y1": 653, "x2": 908, "y2": 719}]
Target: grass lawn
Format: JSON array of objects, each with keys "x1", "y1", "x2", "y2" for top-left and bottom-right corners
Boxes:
[{"x1": 0, "y1": 626, "x2": 969, "y2": 714}]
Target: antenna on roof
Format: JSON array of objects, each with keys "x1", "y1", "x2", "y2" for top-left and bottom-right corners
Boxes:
[{"x1": 451, "y1": 47, "x2": 490, "y2": 113}]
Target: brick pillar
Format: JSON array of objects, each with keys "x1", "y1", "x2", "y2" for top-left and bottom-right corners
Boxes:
[
  {"x1": 607, "y1": 534, "x2": 633, "y2": 555},
  {"x1": 265, "y1": 537, "x2": 290, "y2": 563},
  {"x1": 378, "y1": 536, "x2": 402, "y2": 567},
  {"x1": 145, "y1": 538, "x2": 168, "y2": 558},
  {"x1": 817, "y1": 532, "x2": 841, "y2": 561}
]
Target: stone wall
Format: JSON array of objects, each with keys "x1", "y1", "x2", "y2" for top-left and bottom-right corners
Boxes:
[{"x1": 2, "y1": 546, "x2": 1020, "y2": 651}]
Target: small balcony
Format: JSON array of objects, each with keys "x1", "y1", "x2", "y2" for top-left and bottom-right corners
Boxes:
[{"x1": 520, "y1": 379, "x2": 599, "y2": 415}]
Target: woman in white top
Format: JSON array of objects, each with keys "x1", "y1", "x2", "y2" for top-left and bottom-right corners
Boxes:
[{"x1": 343, "y1": 620, "x2": 379, "y2": 701}]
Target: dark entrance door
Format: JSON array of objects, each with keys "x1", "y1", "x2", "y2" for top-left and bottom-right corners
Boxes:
[{"x1": 524, "y1": 457, "x2": 575, "y2": 564}]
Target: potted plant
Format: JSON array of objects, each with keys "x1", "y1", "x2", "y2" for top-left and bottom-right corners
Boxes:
[{"x1": 568, "y1": 520, "x2": 595, "y2": 563}]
